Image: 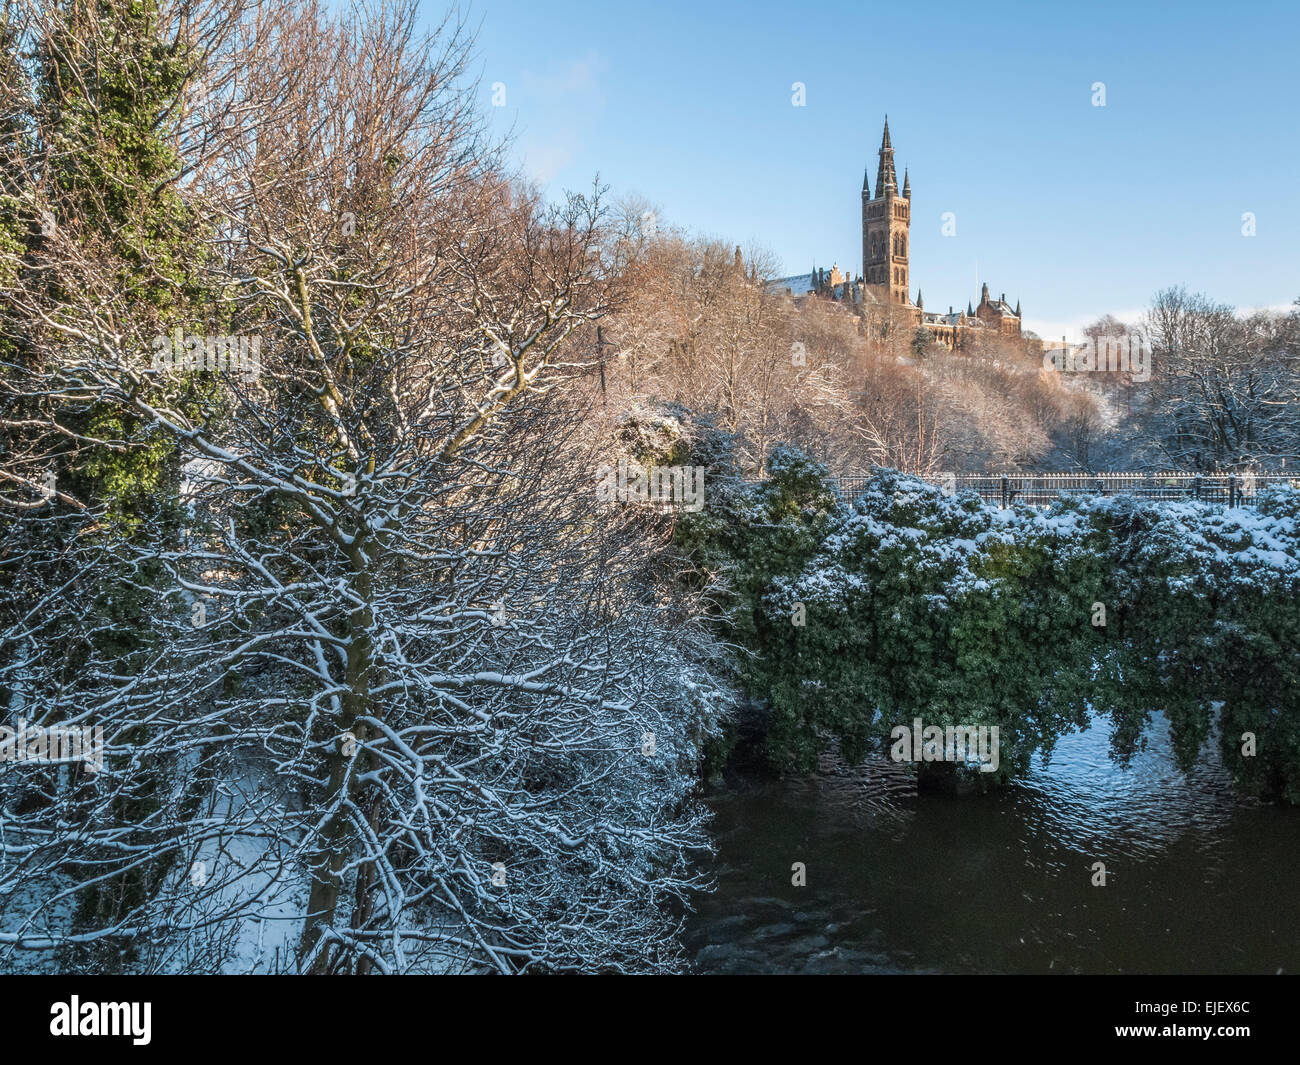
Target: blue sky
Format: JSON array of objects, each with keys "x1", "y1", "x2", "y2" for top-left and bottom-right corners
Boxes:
[{"x1": 456, "y1": 0, "x2": 1299, "y2": 340}]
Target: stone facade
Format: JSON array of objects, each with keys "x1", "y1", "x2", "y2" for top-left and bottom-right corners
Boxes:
[
  {"x1": 862, "y1": 117, "x2": 911, "y2": 307},
  {"x1": 805, "y1": 120, "x2": 1023, "y2": 351}
]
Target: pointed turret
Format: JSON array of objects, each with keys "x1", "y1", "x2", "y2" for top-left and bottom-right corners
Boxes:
[
  {"x1": 1014, "y1": 299, "x2": 1021, "y2": 317},
  {"x1": 916, "y1": 289, "x2": 923, "y2": 311},
  {"x1": 980, "y1": 282, "x2": 989, "y2": 305},
  {"x1": 902, "y1": 168, "x2": 911, "y2": 199},
  {"x1": 967, "y1": 301, "x2": 974, "y2": 316},
  {"x1": 875, "y1": 116, "x2": 898, "y2": 197},
  {"x1": 862, "y1": 168, "x2": 871, "y2": 199}
]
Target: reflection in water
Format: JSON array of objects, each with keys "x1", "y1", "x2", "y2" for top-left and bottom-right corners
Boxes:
[{"x1": 685, "y1": 714, "x2": 1300, "y2": 973}]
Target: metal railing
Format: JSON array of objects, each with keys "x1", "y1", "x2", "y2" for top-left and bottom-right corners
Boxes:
[{"x1": 829, "y1": 472, "x2": 1299, "y2": 508}]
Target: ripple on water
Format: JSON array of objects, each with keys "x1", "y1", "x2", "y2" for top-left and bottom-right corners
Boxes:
[{"x1": 687, "y1": 712, "x2": 1300, "y2": 974}]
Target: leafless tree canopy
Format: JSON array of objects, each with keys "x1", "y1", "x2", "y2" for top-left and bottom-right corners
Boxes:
[{"x1": 0, "y1": 0, "x2": 728, "y2": 974}]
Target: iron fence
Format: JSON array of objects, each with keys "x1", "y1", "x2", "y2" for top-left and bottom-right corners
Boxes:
[{"x1": 828, "y1": 472, "x2": 1299, "y2": 508}]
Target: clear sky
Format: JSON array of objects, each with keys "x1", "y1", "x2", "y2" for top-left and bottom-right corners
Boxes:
[{"x1": 456, "y1": 0, "x2": 1299, "y2": 341}]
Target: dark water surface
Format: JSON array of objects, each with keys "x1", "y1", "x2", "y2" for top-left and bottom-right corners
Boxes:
[{"x1": 685, "y1": 715, "x2": 1300, "y2": 973}]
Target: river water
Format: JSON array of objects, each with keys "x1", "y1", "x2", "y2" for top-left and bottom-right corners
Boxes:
[{"x1": 685, "y1": 714, "x2": 1300, "y2": 974}]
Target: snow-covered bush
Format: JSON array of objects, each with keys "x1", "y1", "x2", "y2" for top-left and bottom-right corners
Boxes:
[{"x1": 702, "y1": 460, "x2": 1300, "y2": 800}]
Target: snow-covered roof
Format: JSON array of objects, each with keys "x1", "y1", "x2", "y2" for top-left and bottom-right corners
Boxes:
[
  {"x1": 923, "y1": 311, "x2": 969, "y2": 327},
  {"x1": 767, "y1": 273, "x2": 816, "y2": 295}
]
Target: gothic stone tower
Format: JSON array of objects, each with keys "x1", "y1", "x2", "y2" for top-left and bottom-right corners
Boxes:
[{"x1": 862, "y1": 118, "x2": 911, "y2": 307}]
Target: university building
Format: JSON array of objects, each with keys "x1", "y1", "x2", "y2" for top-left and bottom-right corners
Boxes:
[{"x1": 773, "y1": 119, "x2": 1024, "y2": 351}]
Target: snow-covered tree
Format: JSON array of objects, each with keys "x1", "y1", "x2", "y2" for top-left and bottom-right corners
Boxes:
[{"x1": 0, "y1": 0, "x2": 731, "y2": 975}]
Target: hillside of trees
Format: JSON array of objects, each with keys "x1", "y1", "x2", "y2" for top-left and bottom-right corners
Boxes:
[{"x1": 596, "y1": 203, "x2": 1300, "y2": 476}]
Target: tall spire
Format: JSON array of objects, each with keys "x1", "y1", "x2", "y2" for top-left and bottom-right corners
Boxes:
[
  {"x1": 862, "y1": 167, "x2": 871, "y2": 199},
  {"x1": 902, "y1": 168, "x2": 911, "y2": 199},
  {"x1": 875, "y1": 116, "x2": 898, "y2": 197},
  {"x1": 1014, "y1": 298, "x2": 1021, "y2": 317}
]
